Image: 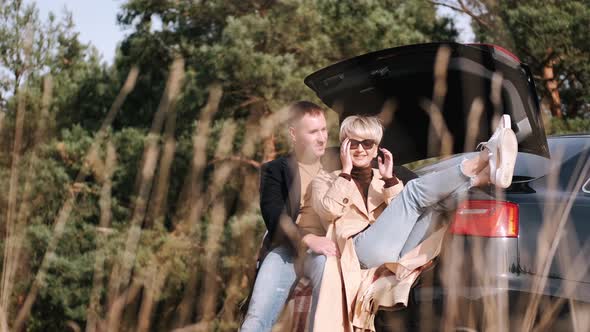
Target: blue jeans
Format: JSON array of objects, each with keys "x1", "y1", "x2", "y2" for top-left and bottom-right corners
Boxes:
[
  {"x1": 241, "y1": 245, "x2": 297, "y2": 332},
  {"x1": 354, "y1": 164, "x2": 470, "y2": 268}
]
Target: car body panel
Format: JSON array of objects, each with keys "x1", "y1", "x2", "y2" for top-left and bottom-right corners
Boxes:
[{"x1": 512, "y1": 136, "x2": 590, "y2": 284}]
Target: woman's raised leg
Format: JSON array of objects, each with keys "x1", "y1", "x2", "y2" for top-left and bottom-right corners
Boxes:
[{"x1": 353, "y1": 163, "x2": 472, "y2": 268}]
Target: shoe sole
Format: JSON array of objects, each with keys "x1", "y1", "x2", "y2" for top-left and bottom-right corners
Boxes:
[{"x1": 495, "y1": 129, "x2": 518, "y2": 188}]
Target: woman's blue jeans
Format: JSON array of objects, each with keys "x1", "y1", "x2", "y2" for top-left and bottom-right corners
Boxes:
[{"x1": 354, "y1": 164, "x2": 471, "y2": 268}]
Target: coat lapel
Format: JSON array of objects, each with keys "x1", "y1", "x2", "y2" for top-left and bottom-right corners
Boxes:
[
  {"x1": 367, "y1": 169, "x2": 386, "y2": 217},
  {"x1": 349, "y1": 180, "x2": 369, "y2": 218}
]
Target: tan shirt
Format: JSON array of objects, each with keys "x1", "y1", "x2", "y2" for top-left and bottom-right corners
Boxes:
[
  {"x1": 296, "y1": 162, "x2": 329, "y2": 237},
  {"x1": 296, "y1": 161, "x2": 325, "y2": 236},
  {"x1": 297, "y1": 160, "x2": 322, "y2": 208}
]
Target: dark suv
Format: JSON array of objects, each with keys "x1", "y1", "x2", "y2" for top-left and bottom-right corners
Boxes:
[{"x1": 305, "y1": 43, "x2": 590, "y2": 331}]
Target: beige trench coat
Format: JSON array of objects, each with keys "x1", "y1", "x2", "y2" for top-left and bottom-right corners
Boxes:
[{"x1": 298, "y1": 169, "x2": 446, "y2": 331}]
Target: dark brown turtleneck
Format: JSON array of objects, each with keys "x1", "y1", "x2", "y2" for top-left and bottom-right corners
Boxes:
[
  {"x1": 340, "y1": 167, "x2": 399, "y2": 207},
  {"x1": 351, "y1": 166, "x2": 373, "y2": 204}
]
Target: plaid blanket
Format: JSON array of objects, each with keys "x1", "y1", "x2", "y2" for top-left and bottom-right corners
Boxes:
[{"x1": 290, "y1": 277, "x2": 312, "y2": 332}]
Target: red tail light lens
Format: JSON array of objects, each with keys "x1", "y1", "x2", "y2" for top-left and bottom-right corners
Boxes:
[
  {"x1": 467, "y1": 43, "x2": 521, "y2": 63},
  {"x1": 450, "y1": 200, "x2": 519, "y2": 237}
]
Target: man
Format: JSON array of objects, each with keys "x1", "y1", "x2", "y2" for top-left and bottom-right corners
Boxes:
[{"x1": 241, "y1": 101, "x2": 338, "y2": 332}]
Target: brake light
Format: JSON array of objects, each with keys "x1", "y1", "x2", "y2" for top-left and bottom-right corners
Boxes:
[
  {"x1": 450, "y1": 200, "x2": 519, "y2": 237},
  {"x1": 467, "y1": 43, "x2": 521, "y2": 63}
]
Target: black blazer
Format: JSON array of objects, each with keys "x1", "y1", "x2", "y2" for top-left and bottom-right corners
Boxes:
[
  {"x1": 259, "y1": 149, "x2": 341, "y2": 252},
  {"x1": 259, "y1": 154, "x2": 301, "y2": 250}
]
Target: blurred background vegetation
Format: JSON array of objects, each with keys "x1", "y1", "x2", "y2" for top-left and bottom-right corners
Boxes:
[{"x1": 0, "y1": 0, "x2": 588, "y2": 331}]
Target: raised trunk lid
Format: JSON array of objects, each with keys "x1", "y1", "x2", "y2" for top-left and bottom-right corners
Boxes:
[{"x1": 305, "y1": 42, "x2": 549, "y2": 164}]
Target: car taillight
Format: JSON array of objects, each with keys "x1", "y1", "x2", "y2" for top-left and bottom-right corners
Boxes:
[
  {"x1": 450, "y1": 200, "x2": 519, "y2": 237},
  {"x1": 467, "y1": 43, "x2": 521, "y2": 63}
]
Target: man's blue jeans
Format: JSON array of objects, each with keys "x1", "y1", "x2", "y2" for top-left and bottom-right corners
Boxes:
[
  {"x1": 241, "y1": 245, "x2": 297, "y2": 332},
  {"x1": 241, "y1": 245, "x2": 327, "y2": 332}
]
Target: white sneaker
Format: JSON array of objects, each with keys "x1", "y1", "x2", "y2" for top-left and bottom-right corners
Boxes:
[{"x1": 478, "y1": 115, "x2": 518, "y2": 188}]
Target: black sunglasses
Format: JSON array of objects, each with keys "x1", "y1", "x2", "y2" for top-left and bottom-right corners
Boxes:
[{"x1": 349, "y1": 139, "x2": 376, "y2": 150}]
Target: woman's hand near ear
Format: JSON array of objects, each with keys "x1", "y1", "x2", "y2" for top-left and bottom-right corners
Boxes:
[
  {"x1": 378, "y1": 147, "x2": 394, "y2": 178},
  {"x1": 340, "y1": 138, "x2": 353, "y2": 174}
]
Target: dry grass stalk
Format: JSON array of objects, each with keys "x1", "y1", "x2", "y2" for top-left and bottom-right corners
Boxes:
[
  {"x1": 423, "y1": 46, "x2": 454, "y2": 158},
  {"x1": 421, "y1": 99, "x2": 454, "y2": 158},
  {"x1": 0, "y1": 112, "x2": 5, "y2": 135},
  {"x1": 217, "y1": 107, "x2": 290, "y2": 328},
  {"x1": 0, "y1": 306, "x2": 8, "y2": 332},
  {"x1": 483, "y1": 71, "x2": 510, "y2": 332},
  {"x1": 106, "y1": 281, "x2": 143, "y2": 332},
  {"x1": 136, "y1": 263, "x2": 171, "y2": 332},
  {"x1": 0, "y1": 75, "x2": 53, "y2": 325},
  {"x1": 132, "y1": 58, "x2": 185, "y2": 330},
  {"x1": 464, "y1": 97, "x2": 484, "y2": 152},
  {"x1": 436, "y1": 63, "x2": 512, "y2": 332},
  {"x1": 439, "y1": 233, "x2": 465, "y2": 332},
  {"x1": 1, "y1": 75, "x2": 53, "y2": 326},
  {"x1": 177, "y1": 122, "x2": 240, "y2": 331},
  {"x1": 86, "y1": 141, "x2": 117, "y2": 332},
  {"x1": 490, "y1": 72, "x2": 504, "y2": 132},
  {"x1": 145, "y1": 55, "x2": 185, "y2": 227},
  {"x1": 105, "y1": 58, "x2": 184, "y2": 330},
  {"x1": 196, "y1": 120, "x2": 238, "y2": 325},
  {"x1": 0, "y1": 88, "x2": 27, "y2": 315},
  {"x1": 4, "y1": 76, "x2": 53, "y2": 321},
  {"x1": 516, "y1": 146, "x2": 565, "y2": 331},
  {"x1": 11, "y1": 66, "x2": 138, "y2": 332},
  {"x1": 172, "y1": 83, "x2": 223, "y2": 328},
  {"x1": 173, "y1": 82, "x2": 223, "y2": 233},
  {"x1": 145, "y1": 88, "x2": 180, "y2": 227},
  {"x1": 66, "y1": 320, "x2": 81, "y2": 332},
  {"x1": 378, "y1": 98, "x2": 397, "y2": 128},
  {"x1": 534, "y1": 238, "x2": 590, "y2": 330},
  {"x1": 219, "y1": 207, "x2": 259, "y2": 327}
]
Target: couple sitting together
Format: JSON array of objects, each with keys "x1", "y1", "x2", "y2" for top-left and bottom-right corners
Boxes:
[{"x1": 241, "y1": 100, "x2": 518, "y2": 331}]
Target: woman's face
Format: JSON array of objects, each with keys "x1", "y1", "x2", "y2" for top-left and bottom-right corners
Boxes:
[{"x1": 347, "y1": 133, "x2": 378, "y2": 168}]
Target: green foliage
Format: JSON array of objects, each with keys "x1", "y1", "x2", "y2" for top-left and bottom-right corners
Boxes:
[
  {"x1": 471, "y1": 0, "x2": 590, "y2": 118},
  {"x1": 112, "y1": 0, "x2": 457, "y2": 132},
  {"x1": 546, "y1": 116, "x2": 590, "y2": 136}
]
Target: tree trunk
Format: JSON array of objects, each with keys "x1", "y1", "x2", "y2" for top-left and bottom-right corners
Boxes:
[{"x1": 543, "y1": 50, "x2": 562, "y2": 118}]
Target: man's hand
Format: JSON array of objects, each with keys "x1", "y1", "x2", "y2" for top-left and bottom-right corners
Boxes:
[
  {"x1": 378, "y1": 147, "x2": 394, "y2": 178},
  {"x1": 340, "y1": 138, "x2": 353, "y2": 174},
  {"x1": 302, "y1": 234, "x2": 339, "y2": 257}
]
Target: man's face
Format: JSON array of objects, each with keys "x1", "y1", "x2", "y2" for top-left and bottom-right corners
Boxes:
[{"x1": 290, "y1": 113, "x2": 328, "y2": 159}]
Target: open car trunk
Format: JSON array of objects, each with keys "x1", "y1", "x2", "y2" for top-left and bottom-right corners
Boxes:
[{"x1": 304, "y1": 42, "x2": 549, "y2": 164}]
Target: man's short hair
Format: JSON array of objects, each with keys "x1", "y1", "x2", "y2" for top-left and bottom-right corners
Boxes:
[
  {"x1": 287, "y1": 101, "x2": 325, "y2": 126},
  {"x1": 339, "y1": 115, "x2": 384, "y2": 144}
]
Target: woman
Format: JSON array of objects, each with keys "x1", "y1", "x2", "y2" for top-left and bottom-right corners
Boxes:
[{"x1": 307, "y1": 114, "x2": 517, "y2": 331}]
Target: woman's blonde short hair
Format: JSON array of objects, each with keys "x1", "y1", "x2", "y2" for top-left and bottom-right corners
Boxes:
[{"x1": 339, "y1": 115, "x2": 383, "y2": 144}]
